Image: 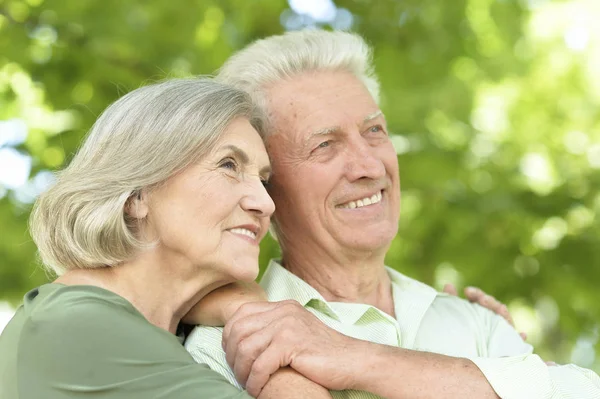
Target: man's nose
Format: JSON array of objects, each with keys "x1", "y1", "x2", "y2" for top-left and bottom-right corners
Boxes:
[{"x1": 345, "y1": 138, "x2": 386, "y2": 182}]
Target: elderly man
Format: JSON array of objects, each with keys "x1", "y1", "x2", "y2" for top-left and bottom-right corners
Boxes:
[{"x1": 185, "y1": 30, "x2": 600, "y2": 399}]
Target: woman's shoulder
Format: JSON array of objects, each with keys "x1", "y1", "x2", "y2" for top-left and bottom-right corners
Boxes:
[
  {"x1": 18, "y1": 283, "x2": 178, "y2": 347},
  {"x1": 1, "y1": 284, "x2": 254, "y2": 399},
  {"x1": 3, "y1": 283, "x2": 185, "y2": 362},
  {"x1": 24, "y1": 283, "x2": 139, "y2": 318}
]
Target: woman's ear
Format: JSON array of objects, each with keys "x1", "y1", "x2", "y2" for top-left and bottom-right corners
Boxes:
[{"x1": 125, "y1": 190, "x2": 149, "y2": 219}]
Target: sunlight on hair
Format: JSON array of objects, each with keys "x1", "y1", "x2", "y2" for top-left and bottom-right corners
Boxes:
[{"x1": 288, "y1": 0, "x2": 337, "y2": 23}]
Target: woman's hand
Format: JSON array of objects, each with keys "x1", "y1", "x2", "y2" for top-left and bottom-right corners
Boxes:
[
  {"x1": 182, "y1": 281, "x2": 268, "y2": 326},
  {"x1": 443, "y1": 283, "x2": 527, "y2": 340}
]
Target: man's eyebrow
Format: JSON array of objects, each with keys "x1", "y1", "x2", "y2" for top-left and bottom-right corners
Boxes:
[
  {"x1": 303, "y1": 126, "x2": 340, "y2": 150},
  {"x1": 363, "y1": 110, "x2": 384, "y2": 123},
  {"x1": 221, "y1": 144, "x2": 272, "y2": 176},
  {"x1": 311, "y1": 125, "x2": 340, "y2": 137},
  {"x1": 305, "y1": 110, "x2": 385, "y2": 146}
]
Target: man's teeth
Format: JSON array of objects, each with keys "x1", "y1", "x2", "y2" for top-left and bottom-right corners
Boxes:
[
  {"x1": 229, "y1": 228, "x2": 257, "y2": 239},
  {"x1": 341, "y1": 191, "x2": 382, "y2": 209}
]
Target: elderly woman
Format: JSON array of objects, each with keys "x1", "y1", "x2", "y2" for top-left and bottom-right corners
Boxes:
[{"x1": 0, "y1": 78, "x2": 275, "y2": 398}]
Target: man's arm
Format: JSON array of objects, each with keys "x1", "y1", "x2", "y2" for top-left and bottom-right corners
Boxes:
[
  {"x1": 187, "y1": 281, "x2": 521, "y2": 330},
  {"x1": 258, "y1": 368, "x2": 332, "y2": 399},
  {"x1": 185, "y1": 312, "x2": 332, "y2": 399},
  {"x1": 223, "y1": 301, "x2": 600, "y2": 398},
  {"x1": 184, "y1": 281, "x2": 531, "y2": 398}
]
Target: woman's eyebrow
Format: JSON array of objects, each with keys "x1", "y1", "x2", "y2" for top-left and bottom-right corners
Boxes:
[
  {"x1": 221, "y1": 145, "x2": 249, "y2": 164},
  {"x1": 222, "y1": 144, "x2": 272, "y2": 176}
]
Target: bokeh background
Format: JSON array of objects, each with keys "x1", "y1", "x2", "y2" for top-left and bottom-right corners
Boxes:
[{"x1": 1, "y1": 0, "x2": 599, "y2": 373}]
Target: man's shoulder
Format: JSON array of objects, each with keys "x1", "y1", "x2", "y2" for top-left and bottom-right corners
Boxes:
[
  {"x1": 385, "y1": 266, "x2": 440, "y2": 294},
  {"x1": 185, "y1": 325, "x2": 224, "y2": 350}
]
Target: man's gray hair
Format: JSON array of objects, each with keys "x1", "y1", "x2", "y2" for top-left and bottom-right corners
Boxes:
[
  {"x1": 30, "y1": 78, "x2": 261, "y2": 276},
  {"x1": 216, "y1": 29, "x2": 380, "y2": 138}
]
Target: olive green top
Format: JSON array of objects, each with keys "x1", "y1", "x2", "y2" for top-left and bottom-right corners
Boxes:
[{"x1": 0, "y1": 284, "x2": 251, "y2": 399}]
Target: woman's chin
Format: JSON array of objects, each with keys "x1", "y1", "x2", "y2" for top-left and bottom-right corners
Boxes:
[{"x1": 227, "y1": 262, "x2": 260, "y2": 283}]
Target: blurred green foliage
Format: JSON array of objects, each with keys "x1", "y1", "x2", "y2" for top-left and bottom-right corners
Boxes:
[{"x1": 1, "y1": 0, "x2": 599, "y2": 372}]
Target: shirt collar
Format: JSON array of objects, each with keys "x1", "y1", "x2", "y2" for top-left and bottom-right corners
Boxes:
[{"x1": 259, "y1": 260, "x2": 440, "y2": 326}]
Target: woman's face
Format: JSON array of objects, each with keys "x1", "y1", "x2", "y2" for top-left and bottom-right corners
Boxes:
[{"x1": 143, "y1": 117, "x2": 274, "y2": 282}]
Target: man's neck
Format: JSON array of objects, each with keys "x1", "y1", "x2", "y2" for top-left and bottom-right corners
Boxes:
[{"x1": 281, "y1": 250, "x2": 395, "y2": 317}]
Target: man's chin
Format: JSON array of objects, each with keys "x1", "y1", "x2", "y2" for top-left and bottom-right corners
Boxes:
[{"x1": 339, "y1": 234, "x2": 395, "y2": 256}]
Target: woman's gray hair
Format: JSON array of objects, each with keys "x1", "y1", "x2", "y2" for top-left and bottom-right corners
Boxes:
[
  {"x1": 216, "y1": 29, "x2": 380, "y2": 138},
  {"x1": 30, "y1": 78, "x2": 261, "y2": 276}
]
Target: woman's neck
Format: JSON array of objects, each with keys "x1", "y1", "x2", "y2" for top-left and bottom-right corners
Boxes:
[{"x1": 56, "y1": 254, "x2": 229, "y2": 334}]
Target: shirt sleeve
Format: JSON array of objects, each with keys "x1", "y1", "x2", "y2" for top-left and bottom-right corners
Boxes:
[
  {"x1": 185, "y1": 325, "x2": 243, "y2": 389},
  {"x1": 468, "y1": 306, "x2": 600, "y2": 399},
  {"x1": 19, "y1": 290, "x2": 252, "y2": 399}
]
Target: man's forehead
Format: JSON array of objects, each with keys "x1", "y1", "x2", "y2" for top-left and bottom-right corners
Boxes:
[{"x1": 264, "y1": 71, "x2": 383, "y2": 142}]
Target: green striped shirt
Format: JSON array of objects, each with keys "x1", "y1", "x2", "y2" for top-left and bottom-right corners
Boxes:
[{"x1": 186, "y1": 260, "x2": 600, "y2": 398}]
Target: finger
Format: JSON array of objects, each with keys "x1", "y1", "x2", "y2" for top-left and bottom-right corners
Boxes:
[
  {"x1": 465, "y1": 288, "x2": 517, "y2": 328},
  {"x1": 481, "y1": 295, "x2": 502, "y2": 312},
  {"x1": 443, "y1": 283, "x2": 458, "y2": 296},
  {"x1": 225, "y1": 301, "x2": 281, "y2": 337},
  {"x1": 497, "y1": 303, "x2": 515, "y2": 327},
  {"x1": 245, "y1": 345, "x2": 291, "y2": 397},
  {"x1": 224, "y1": 313, "x2": 274, "y2": 366},
  {"x1": 223, "y1": 300, "x2": 294, "y2": 349},
  {"x1": 231, "y1": 326, "x2": 275, "y2": 386},
  {"x1": 224, "y1": 301, "x2": 303, "y2": 362},
  {"x1": 481, "y1": 295, "x2": 500, "y2": 312},
  {"x1": 479, "y1": 295, "x2": 516, "y2": 328},
  {"x1": 464, "y1": 286, "x2": 485, "y2": 302}
]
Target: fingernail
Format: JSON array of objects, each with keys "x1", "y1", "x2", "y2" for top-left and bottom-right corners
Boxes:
[{"x1": 465, "y1": 287, "x2": 476, "y2": 294}]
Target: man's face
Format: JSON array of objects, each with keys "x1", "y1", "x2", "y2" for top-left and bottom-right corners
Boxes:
[{"x1": 265, "y1": 71, "x2": 400, "y2": 257}]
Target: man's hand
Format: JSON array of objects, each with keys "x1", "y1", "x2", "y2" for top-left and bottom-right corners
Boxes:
[
  {"x1": 222, "y1": 300, "x2": 363, "y2": 397},
  {"x1": 443, "y1": 283, "x2": 527, "y2": 340},
  {"x1": 223, "y1": 300, "x2": 500, "y2": 399}
]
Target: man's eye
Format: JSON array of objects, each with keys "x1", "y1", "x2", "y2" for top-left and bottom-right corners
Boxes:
[
  {"x1": 261, "y1": 178, "x2": 270, "y2": 188},
  {"x1": 317, "y1": 141, "x2": 330, "y2": 149},
  {"x1": 369, "y1": 125, "x2": 383, "y2": 133}
]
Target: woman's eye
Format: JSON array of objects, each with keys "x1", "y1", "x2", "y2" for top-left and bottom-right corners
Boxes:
[
  {"x1": 220, "y1": 158, "x2": 238, "y2": 171},
  {"x1": 261, "y1": 178, "x2": 270, "y2": 188}
]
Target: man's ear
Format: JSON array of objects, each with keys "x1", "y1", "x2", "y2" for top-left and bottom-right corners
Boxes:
[{"x1": 125, "y1": 190, "x2": 149, "y2": 219}]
